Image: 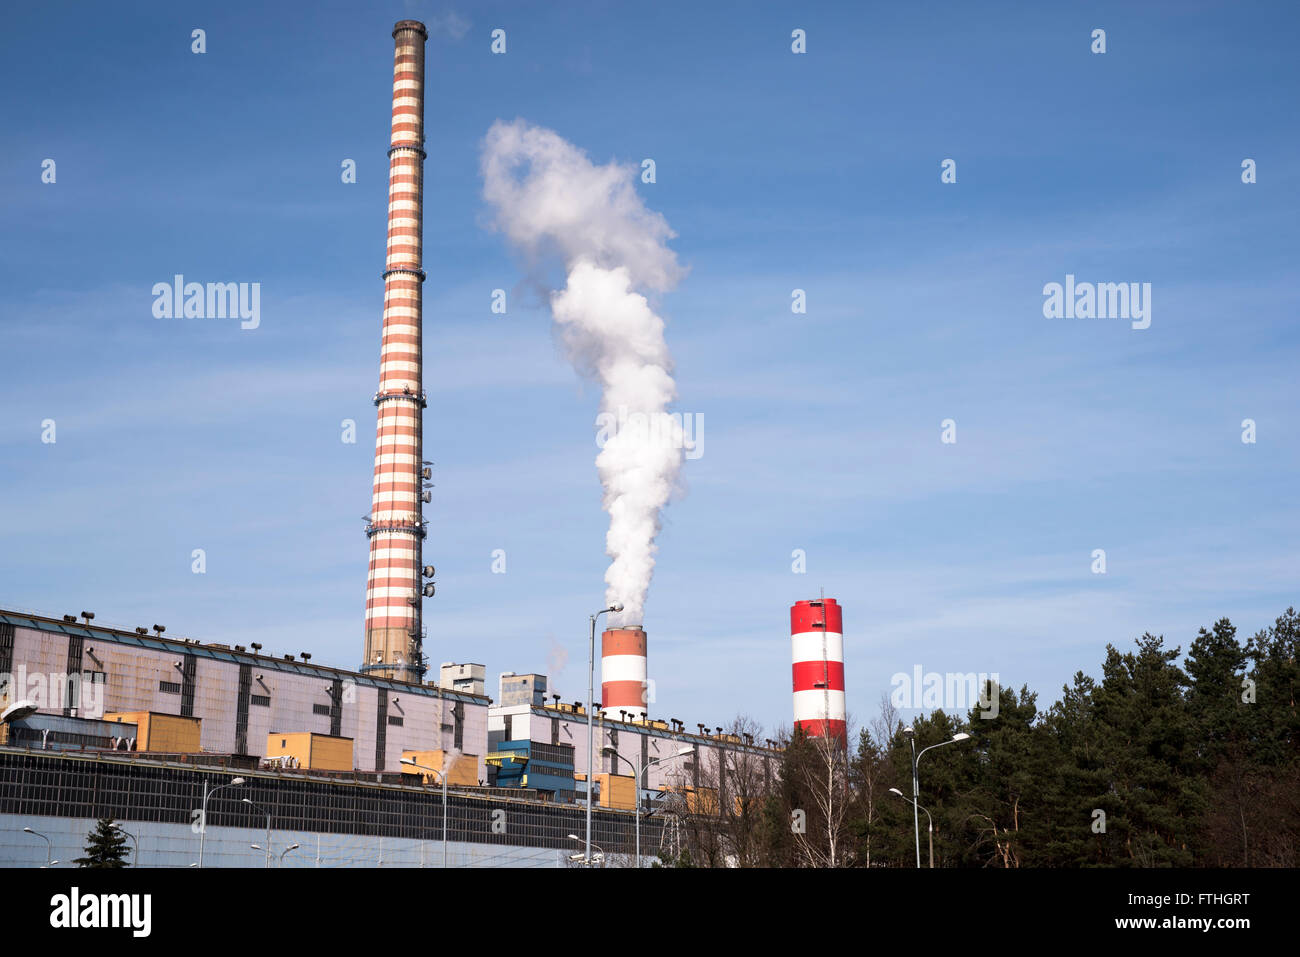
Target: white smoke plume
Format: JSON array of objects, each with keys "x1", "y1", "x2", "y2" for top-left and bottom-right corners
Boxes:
[{"x1": 481, "y1": 119, "x2": 686, "y2": 625}]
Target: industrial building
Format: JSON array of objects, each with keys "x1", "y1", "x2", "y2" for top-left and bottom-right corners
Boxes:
[
  {"x1": 488, "y1": 671, "x2": 779, "y2": 810},
  {"x1": 0, "y1": 609, "x2": 489, "y2": 780},
  {"x1": 0, "y1": 607, "x2": 784, "y2": 867},
  {"x1": 0, "y1": 748, "x2": 667, "y2": 868}
]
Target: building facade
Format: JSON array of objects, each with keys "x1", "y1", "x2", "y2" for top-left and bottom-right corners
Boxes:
[{"x1": 0, "y1": 611, "x2": 489, "y2": 781}]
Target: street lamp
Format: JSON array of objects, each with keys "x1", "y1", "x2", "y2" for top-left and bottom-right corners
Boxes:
[
  {"x1": 889, "y1": 788, "x2": 935, "y2": 868},
  {"x1": 585, "y1": 602, "x2": 622, "y2": 866},
  {"x1": 111, "y1": 822, "x2": 138, "y2": 867},
  {"x1": 566, "y1": 834, "x2": 604, "y2": 867},
  {"x1": 198, "y1": 776, "x2": 245, "y2": 868},
  {"x1": 22, "y1": 826, "x2": 55, "y2": 867},
  {"x1": 2, "y1": 699, "x2": 37, "y2": 725},
  {"x1": 604, "y1": 744, "x2": 693, "y2": 867},
  {"x1": 251, "y1": 839, "x2": 296, "y2": 867},
  {"x1": 903, "y1": 729, "x2": 970, "y2": 869},
  {"x1": 241, "y1": 798, "x2": 272, "y2": 869},
  {"x1": 400, "y1": 757, "x2": 448, "y2": 868}
]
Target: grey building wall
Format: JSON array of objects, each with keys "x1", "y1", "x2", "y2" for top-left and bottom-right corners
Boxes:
[{"x1": 0, "y1": 611, "x2": 490, "y2": 779}]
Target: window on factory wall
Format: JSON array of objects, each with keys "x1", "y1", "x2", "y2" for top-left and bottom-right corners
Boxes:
[
  {"x1": 503, "y1": 713, "x2": 512, "y2": 741},
  {"x1": 387, "y1": 715, "x2": 403, "y2": 726},
  {"x1": 0, "y1": 623, "x2": 13, "y2": 675},
  {"x1": 159, "y1": 680, "x2": 181, "y2": 694},
  {"x1": 250, "y1": 694, "x2": 270, "y2": 707},
  {"x1": 453, "y1": 702, "x2": 463, "y2": 750},
  {"x1": 313, "y1": 703, "x2": 332, "y2": 716},
  {"x1": 551, "y1": 716, "x2": 559, "y2": 746}
]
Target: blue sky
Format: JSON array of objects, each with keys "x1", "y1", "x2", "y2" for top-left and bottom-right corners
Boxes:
[{"x1": 1, "y1": 1, "x2": 1296, "y2": 738}]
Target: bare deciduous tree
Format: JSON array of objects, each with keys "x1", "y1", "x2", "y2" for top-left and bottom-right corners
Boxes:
[{"x1": 787, "y1": 720, "x2": 854, "y2": 868}]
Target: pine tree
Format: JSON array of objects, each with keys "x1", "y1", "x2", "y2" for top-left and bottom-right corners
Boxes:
[
  {"x1": 1235, "y1": 608, "x2": 1300, "y2": 865},
  {"x1": 1088, "y1": 634, "x2": 1203, "y2": 866},
  {"x1": 955, "y1": 683, "x2": 1049, "y2": 868},
  {"x1": 73, "y1": 818, "x2": 131, "y2": 868},
  {"x1": 1186, "y1": 618, "x2": 1252, "y2": 864},
  {"x1": 1042, "y1": 670, "x2": 1113, "y2": 866}
]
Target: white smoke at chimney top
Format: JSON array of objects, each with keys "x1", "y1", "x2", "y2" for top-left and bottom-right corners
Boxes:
[{"x1": 481, "y1": 119, "x2": 686, "y2": 625}]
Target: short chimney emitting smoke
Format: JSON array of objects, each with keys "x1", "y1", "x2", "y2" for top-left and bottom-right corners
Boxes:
[{"x1": 601, "y1": 625, "x2": 648, "y2": 721}]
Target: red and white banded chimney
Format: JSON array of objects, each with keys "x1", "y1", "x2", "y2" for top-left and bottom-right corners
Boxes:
[
  {"x1": 363, "y1": 20, "x2": 430, "y2": 683},
  {"x1": 791, "y1": 598, "x2": 846, "y2": 740},
  {"x1": 602, "y1": 626, "x2": 647, "y2": 720}
]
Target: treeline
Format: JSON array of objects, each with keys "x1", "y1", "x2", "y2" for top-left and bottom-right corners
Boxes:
[{"x1": 667, "y1": 607, "x2": 1299, "y2": 867}]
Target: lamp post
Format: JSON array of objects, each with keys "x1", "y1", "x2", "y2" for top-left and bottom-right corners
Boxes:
[
  {"x1": 111, "y1": 822, "x2": 138, "y2": 867},
  {"x1": 242, "y1": 798, "x2": 272, "y2": 869},
  {"x1": 903, "y1": 729, "x2": 970, "y2": 869},
  {"x1": 604, "y1": 745, "x2": 693, "y2": 867},
  {"x1": 400, "y1": 757, "x2": 448, "y2": 868},
  {"x1": 585, "y1": 602, "x2": 622, "y2": 867},
  {"x1": 567, "y1": 834, "x2": 604, "y2": 867},
  {"x1": 22, "y1": 826, "x2": 55, "y2": 867},
  {"x1": 198, "y1": 776, "x2": 245, "y2": 868},
  {"x1": 889, "y1": 788, "x2": 934, "y2": 868},
  {"x1": 280, "y1": 843, "x2": 300, "y2": 866}
]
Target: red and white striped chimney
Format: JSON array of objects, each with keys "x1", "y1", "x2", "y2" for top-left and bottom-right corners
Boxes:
[
  {"x1": 363, "y1": 20, "x2": 430, "y2": 683},
  {"x1": 791, "y1": 598, "x2": 846, "y2": 740},
  {"x1": 602, "y1": 626, "x2": 648, "y2": 720}
]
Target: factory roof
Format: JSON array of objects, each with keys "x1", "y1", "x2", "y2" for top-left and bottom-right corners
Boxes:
[
  {"x1": 490, "y1": 700, "x2": 783, "y2": 755},
  {"x1": 0, "y1": 608, "x2": 490, "y2": 705}
]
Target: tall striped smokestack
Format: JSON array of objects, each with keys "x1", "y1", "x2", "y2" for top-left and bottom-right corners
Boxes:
[
  {"x1": 602, "y1": 625, "x2": 647, "y2": 720},
  {"x1": 791, "y1": 598, "x2": 846, "y2": 740},
  {"x1": 363, "y1": 20, "x2": 429, "y2": 683}
]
